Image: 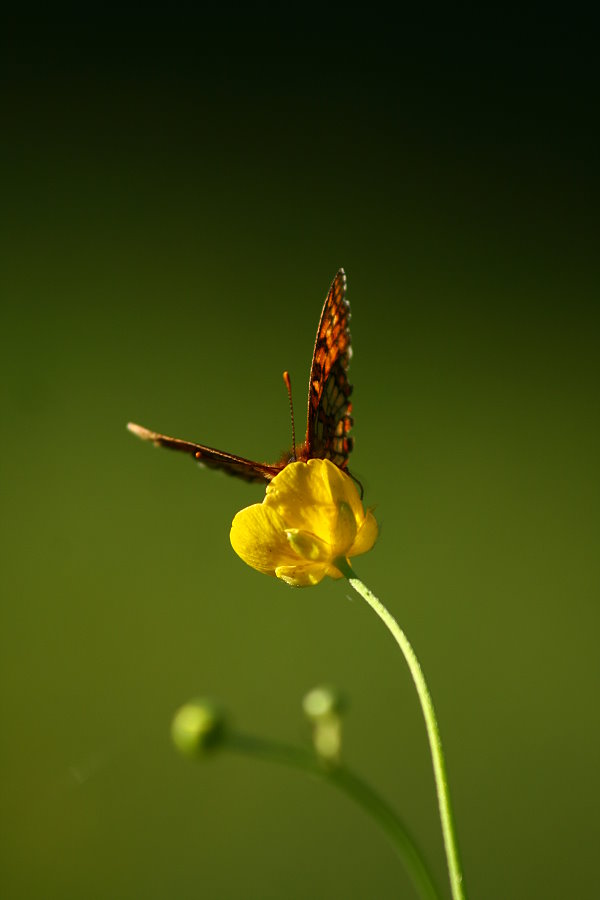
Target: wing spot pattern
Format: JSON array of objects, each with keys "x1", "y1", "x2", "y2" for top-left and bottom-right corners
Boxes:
[{"x1": 305, "y1": 270, "x2": 354, "y2": 470}]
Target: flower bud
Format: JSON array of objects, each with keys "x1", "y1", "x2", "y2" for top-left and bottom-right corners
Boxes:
[
  {"x1": 171, "y1": 698, "x2": 227, "y2": 759},
  {"x1": 302, "y1": 685, "x2": 347, "y2": 721},
  {"x1": 302, "y1": 685, "x2": 346, "y2": 765}
]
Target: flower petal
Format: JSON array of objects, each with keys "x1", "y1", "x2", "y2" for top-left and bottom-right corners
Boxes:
[
  {"x1": 286, "y1": 529, "x2": 332, "y2": 562},
  {"x1": 264, "y1": 461, "x2": 335, "y2": 534},
  {"x1": 330, "y1": 500, "x2": 358, "y2": 557},
  {"x1": 275, "y1": 563, "x2": 329, "y2": 587},
  {"x1": 319, "y1": 459, "x2": 365, "y2": 523},
  {"x1": 348, "y1": 509, "x2": 379, "y2": 558},
  {"x1": 230, "y1": 503, "x2": 299, "y2": 575}
]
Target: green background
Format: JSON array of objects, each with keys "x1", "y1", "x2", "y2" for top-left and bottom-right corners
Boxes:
[{"x1": 2, "y1": 20, "x2": 598, "y2": 899}]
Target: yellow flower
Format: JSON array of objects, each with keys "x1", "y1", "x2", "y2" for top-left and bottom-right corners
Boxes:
[{"x1": 230, "y1": 459, "x2": 378, "y2": 587}]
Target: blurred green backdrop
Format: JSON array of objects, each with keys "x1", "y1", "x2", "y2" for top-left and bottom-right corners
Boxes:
[{"x1": 1, "y1": 19, "x2": 598, "y2": 899}]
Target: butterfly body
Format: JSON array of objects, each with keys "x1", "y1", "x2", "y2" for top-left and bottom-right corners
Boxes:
[{"x1": 128, "y1": 269, "x2": 354, "y2": 483}]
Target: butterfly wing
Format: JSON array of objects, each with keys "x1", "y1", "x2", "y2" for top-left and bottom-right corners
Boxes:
[
  {"x1": 304, "y1": 268, "x2": 353, "y2": 468},
  {"x1": 129, "y1": 270, "x2": 353, "y2": 481},
  {"x1": 127, "y1": 422, "x2": 283, "y2": 483}
]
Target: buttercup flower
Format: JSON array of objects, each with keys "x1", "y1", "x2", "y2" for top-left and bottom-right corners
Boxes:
[{"x1": 230, "y1": 458, "x2": 378, "y2": 587}]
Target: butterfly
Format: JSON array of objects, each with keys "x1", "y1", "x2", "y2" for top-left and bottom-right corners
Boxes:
[{"x1": 127, "y1": 268, "x2": 355, "y2": 485}]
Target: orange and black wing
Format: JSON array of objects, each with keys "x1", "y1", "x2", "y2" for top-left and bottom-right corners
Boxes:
[
  {"x1": 304, "y1": 268, "x2": 353, "y2": 468},
  {"x1": 127, "y1": 423, "x2": 283, "y2": 483}
]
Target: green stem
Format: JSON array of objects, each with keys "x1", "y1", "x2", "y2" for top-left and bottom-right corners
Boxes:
[
  {"x1": 228, "y1": 731, "x2": 442, "y2": 900},
  {"x1": 336, "y1": 558, "x2": 466, "y2": 900}
]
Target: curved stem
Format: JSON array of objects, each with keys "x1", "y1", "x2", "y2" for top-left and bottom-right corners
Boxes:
[
  {"x1": 228, "y1": 731, "x2": 442, "y2": 900},
  {"x1": 336, "y1": 558, "x2": 466, "y2": 900}
]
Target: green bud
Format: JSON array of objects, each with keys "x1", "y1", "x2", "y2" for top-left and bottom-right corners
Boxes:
[
  {"x1": 302, "y1": 685, "x2": 347, "y2": 765},
  {"x1": 302, "y1": 685, "x2": 347, "y2": 722},
  {"x1": 171, "y1": 698, "x2": 227, "y2": 759}
]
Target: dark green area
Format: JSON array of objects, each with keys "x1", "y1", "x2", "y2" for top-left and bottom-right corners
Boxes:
[{"x1": 1, "y1": 21, "x2": 598, "y2": 899}]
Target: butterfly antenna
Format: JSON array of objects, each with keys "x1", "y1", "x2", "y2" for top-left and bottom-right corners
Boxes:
[{"x1": 282, "y1": 370, "x2": 297, "y2": 460}]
